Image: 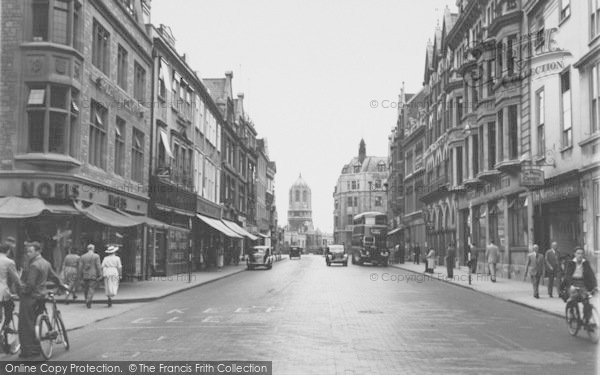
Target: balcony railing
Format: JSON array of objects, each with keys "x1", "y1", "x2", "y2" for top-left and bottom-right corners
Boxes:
[{"x1": 154, "y1": 158, "x2": 195, "y2": 191}]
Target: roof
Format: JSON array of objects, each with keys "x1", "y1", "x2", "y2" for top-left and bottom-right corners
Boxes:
[
  {"x1": 203, "y1": 78, "x2": 226, "y2": 104},
  {"x1": 341, "y1": 156, "x2": 387, "y2": 174},
  {"x1": 291, "y1": 174, "x2": 310, "y2": 189}
]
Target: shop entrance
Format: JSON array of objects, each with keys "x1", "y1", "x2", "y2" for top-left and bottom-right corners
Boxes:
[{"x1": 534, "y1": 197, "x2": 581, "y2": 255}]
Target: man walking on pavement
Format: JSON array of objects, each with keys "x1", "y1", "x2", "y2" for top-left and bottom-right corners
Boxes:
[
  {"x1": 413, "y1": 243, "x2": 420, "y2": 265},
  {"x1": 18, "y1": 242, "x2": 66, "y2": 358},
  {"x1": 80, "y1": 244, "x2": 102, "y2": 308},
  {"x1": 524, "y1": 244, "x2": 545, "y2": 298},
  {"x1": 545, "y1": 241, "x2": 560, "y2": 298},
  {"x1": 445, "y1": 242, "x2": 456, "y2": 279},
  {"x1": 485, "y1": 239, "x2": 499, "y2": 282}
]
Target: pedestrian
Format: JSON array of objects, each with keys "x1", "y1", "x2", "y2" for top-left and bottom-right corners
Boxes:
[
  {"x1": 545, "y1": 241, "x2": 560, "y2": 298},
  {"x1": 524, "y1": 244, "x2": 545, "y2": 298},
  {"x1": 18, "y1": 241, "x2": 66, "y2": 358},
  {"x1": 4, "y1": 237, "x2": 19, "y2": 272},
  {"x1": 413, "y1": 243, "x2": 420, "y2": 265},
  {"x1": 0, "y1": 244, "x2": 20, "y2": 331},
  {"x1": 394, "y1": 243, "x2": 400, "y2": 264},
  {"x1": 60, "y1": 239, "x2": 80, "y2": 303},
  {"x1": 425, "y1": 248, "x2": 436, "y2": 274},
  {"x1": 79, "y1": 244, "x2": 102, "y2": 308},
  {"x1": 485, "y1": 239, "x2": 500, "y2": 282},
  {"x1": 564, "y1": 247, "x2": 597, "y2": 308},
  {"x1": 102, "y1": 245, "x2": 122, "y2": 307},
  {"x1": 445, "y1": 242, "x2": 456, "y2": 279}
]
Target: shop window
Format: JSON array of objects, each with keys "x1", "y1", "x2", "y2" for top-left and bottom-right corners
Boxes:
[
  {"x1": 131, "y1": 128, "x2": 144, "y2": 183},
  {"x1": 89, "y1": 100, "x2": 107, "y2": 169},
  {"x1": 92, "y1": 19, "x2": 110, "y2": 74},
  {"x1": 115, "y1": 117, "x2": 126, "y2": 176},
  {"x1": 117, "y1": 45, "x2": 128, "y2": 91},
  {"x1": 509, "y1": 196, "x2": 527, "y2": 246},
  {"x1": 26, "y1": 84, "x2": 78, "y2": 156},
  {"x1": 134, "y1": 62, "x2": 146, "y2": 103}
]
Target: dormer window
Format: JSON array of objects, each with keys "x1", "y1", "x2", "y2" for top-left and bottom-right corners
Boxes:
[{"x1": 353, "y1": 164, "x2": 361, "y2": 173}]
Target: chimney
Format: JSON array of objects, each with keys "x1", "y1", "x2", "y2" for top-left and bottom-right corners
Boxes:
[
  {"x1": 225, "y1": 71, "x2": 233, "y2": 79},
  {"x1": 237, "y1": 92, "x2": 244, "y2": 100},
  {"x1": 358, "y1": 139, "x2": 366, "y2": 164}
]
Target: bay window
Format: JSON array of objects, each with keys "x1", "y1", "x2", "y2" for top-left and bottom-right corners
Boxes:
[
  {"x1": 508, "y1": 105, "x2": 519, "y2": 159},
  {"x1": 32, "y1": 0, "x2": 82, "y2": 50},
  {"x1": 89, "y1": 100, "x2": 107, "y2": 169},
  {"x1": 561, "y1": 69, "x2": 572, "y2": 148},
  {"x1": 26, "y1": 84, "x2": 79, "y2": 156}
]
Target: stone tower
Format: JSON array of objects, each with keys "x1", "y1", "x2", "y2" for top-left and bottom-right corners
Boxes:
[{"x1": 288, "y1": 174, "x2": 314, "y2": 232}]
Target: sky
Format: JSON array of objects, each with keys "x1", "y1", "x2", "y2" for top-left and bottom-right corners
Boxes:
[{"x1": 152, "y1": 0, "x2": 455, "y2": 233}]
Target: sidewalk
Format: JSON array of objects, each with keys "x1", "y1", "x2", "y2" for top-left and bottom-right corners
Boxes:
[
  {"x1": 390, "y1": 262, "x2": 568, "y2": 318},
  {"x1": 58, "y1": 264, "x2": 248, "y2": 331}
]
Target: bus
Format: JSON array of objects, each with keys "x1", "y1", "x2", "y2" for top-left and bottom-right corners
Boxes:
[{"x1": 351, "y1": 211, "x2": 389, "y2": 266}]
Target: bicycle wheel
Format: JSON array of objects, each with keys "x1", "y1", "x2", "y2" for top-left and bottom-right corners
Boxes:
[
  {"x1": 4, "y1": 312, "x2": 20, "y2": 354},
  {"x1": 565, "y1": 302, "x2": 580, "y2": 336},
  {"x1": 35, "y1": 314, "x2": 54, "y2": 360},
  {"x1": 54, "y1": 312, "x2": 69, "y2": 350},
  {"x1": 586, "y1": 306, "x2": 600, "y2": 344}
]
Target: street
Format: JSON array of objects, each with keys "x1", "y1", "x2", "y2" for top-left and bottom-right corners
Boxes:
[{"x1": 51, "y1": 256, "x2": 595, "y2": 374}]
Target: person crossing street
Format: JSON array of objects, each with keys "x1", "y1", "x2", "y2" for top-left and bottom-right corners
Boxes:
[{"x1": 79, "y1": 244, "x2": 102, "y2": 309}]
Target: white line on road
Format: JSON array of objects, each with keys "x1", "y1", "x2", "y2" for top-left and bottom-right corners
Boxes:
[
  {"x1": 166, "y1": 316, "x2": 184, "y2": 323},
  {"x1": 166, "y1": 308, "x2": 188, "y2": 314}
]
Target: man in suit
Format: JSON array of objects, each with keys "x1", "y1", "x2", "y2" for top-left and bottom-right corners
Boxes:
[
  {"x1": 18, "y1": 242, "x2": 65, "y2": 358},
  {"x1": 79, "y1": 244, "x2": 102, "y2": 308},
  {"x1": 524, "y1": 244, "x2": 545, "y2": 298},
  {"x1": 545, "y1": 241, "x2": 560, "y2": 298},
  {"x1": 413, "y1": 243, "x2": 420, "y2": 265},
  {"x1": 0, "y1": 244, "x2": 20, "y2": 331},
  {"x1": 445, "y1": 242, "x2": 456, "y2": 279},
  {"x1": 485, "y1": 240, "x2": 500, "y2": 282}
]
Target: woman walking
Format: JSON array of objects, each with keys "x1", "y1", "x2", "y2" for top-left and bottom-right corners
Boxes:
[
  {"x1": 426, "y1": 248, "x2": 436, "y2": 274},
  {"x1": 60, "y1": 240, "x2": 80, "y2": 304},
  {"x1": 102, "y1": 245, "x2": 122, "y2": 307}
]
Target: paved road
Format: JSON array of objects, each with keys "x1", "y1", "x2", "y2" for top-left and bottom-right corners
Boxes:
[{"x1": 45, "y1": 255, "x2": 595, "y2": 374}]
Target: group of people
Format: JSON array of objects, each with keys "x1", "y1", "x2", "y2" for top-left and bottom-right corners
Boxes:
[
  {"x1": 0, "y1": 237, "x2": 123, "y2": 358},
  {"x1": 524, "y1": 242, "x2": 597, "y2": 302}
]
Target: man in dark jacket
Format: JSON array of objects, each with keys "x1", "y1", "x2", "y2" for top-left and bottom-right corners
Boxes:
[
  {"x1": 524, "y1": 244, "x2": 545, "y2": 298},
  {"x1": 445, "y1": 243, "x2": 456, "y2": 278},
  {"x1": 544, "y1": 241, "x2": 560, "y2": 298},
  {"x1": 18, "y1": 242, "x2": 64, "y2": 358}
]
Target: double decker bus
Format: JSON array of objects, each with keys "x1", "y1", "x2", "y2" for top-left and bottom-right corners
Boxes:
[{"x1": 351, "y1": 211, "x2": 389, "y2": 266}]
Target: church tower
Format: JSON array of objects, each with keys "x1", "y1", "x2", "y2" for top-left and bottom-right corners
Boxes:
[{"x1": 288, "y1": 174, "x2": 314, "y2": 232}]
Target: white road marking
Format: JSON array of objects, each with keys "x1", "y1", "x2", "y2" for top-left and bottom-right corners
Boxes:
[
  {"x1": 166, "y1": 316, "x2": 183, "y2": 323},
  {"x1": 131, "y1": 317, "x2": 158, "y2": 324},
  {"x1": 201, "y1": 316, "x2": 221, "y2": 323},
  {"x1": 131, "y1": 352, "x2": 141, "y2": 358},
  {"x1": 203, "y1": 308, "x2": 218, "y2": 313},
  {"x1": 157, "y1": 336, "x2": 166, "y2": 341},
  {"x1": 166, "y1": 308, "x2": 188, "y2": 314},
  {"x1": 266, "y1": 307, "x2": 282, "y2": 313}
]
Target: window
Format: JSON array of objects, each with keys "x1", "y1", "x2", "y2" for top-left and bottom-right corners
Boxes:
[
  {"x1": 374, "y1": 196, "x2": 382, "y2": 207},
  {"x1": 89, "y1": 100, "x2": 107, "y2": 169},
  {"x1": 378, "y1": 161, "x2": 386, "y2": 172},
  {"x1": 351, "y1": 181, "x2": 357, "y2": 190},
  {"x1": 354, "y1": 197, "x2": 358, "y2": 207},
  {"x1": 456, "y1": 147, "x2": 463, "y2": 185},
  {"x1": 114, "y1": 117, "x2": 125, "y2": 176},
  {"x1": 347, "y1": 197, "x2": 353, "y2": 207},
  {"x1": 497, "y1": 109, "x2": 504, "y2": 161},
  {"x1": 375, "y1": 180, "x2": 382, "y2": 189},
  {"x1": 536, "y1": 88, "x2": 545, "y2": 155},
  {"x1": 347, "y1": 215, "x2": 353, "y2": 224},
  {"x1": 561, "y1": 69, "x2": 572, "y2": 148},
  {"x1": 295, "y1": 190, "x2": 300, "y2": 202},
  {"x1": 509, "y1": 196, "x2": 527, "y2": 246},
  {"x1": 591, "y1": 0, "x2": 600, "y2": 40},
  {"x1": 487, "y1": 59, "x2": 495, "y2": 96},
  {"x1": 334, "y1": 200, "x2": 339, "y2": 210},
  {"x1": 353, "y1": 164, "x2": 361, "y2": 173},
  {"x1": 158, "y1": 58, "x2": 168, "y2": 99},
  {"x1": 92, "y1": 20, "x2": 110, "y2": 74},
  {"x1": 507, "y1": 35, "x2": 516, "y2": 75},
  {"x1": 488, "y1": 122, "x2": 496, "y2": 169},
  {"x1": 131, "y1": 128, "x2": 144, "y2": 183},
  {"x1": 472, "y1": 135, "x2": 479, "y2": 176},
  {"x1": 591, "y1": 64, "x2": 600, "y2": 135},
  {"x1": 456, "y1": 96, "x2": 463, "y2": 123},
  {"x1": 594, "y1": 180, "x2": 600, "y2": 252},
  {"x1": 26, "y1": 84, "x2": 78, "y2": 156},
  {"x1": 496, "y1": 41, "x2": 503, "y2": 78},
  {"x1": 302, "y1": 190, "x2": 307, "y2": 202},
  {"x1": 117, "y1": 45, "x2": 128, "y2": 90},
  {"x1": 32, "y1": 0, "x2": 81, "y2": 49},
  {"x1": 134, "y1": 62, "x2": 146, "y2": 103},
  {"x1": 508, "y1": 105, "x2": 519, "y2": 159}
]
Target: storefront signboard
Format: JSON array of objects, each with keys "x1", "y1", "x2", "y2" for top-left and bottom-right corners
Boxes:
[{"x1": 520, "y1": 169, "x2": 544, "y2": 187}]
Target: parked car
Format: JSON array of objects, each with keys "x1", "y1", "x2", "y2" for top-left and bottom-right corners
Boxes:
[
  {"x1": 247, "y1": 246, "x2": 274, "y2": 270},
  {"x1": 289, "y1": 246, "x2": 302, "y2": 259},
  {"x1": 325, "y1": 244, "x2": 348, "y2": 267}
]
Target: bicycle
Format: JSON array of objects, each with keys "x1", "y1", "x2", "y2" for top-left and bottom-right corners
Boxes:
[
  {"x1": 35, "y1": 288, "x2": 70, "y2": 359},
  {"x1": 0, "y1": 297, "x2": 19, "y2": 355},
  {"x1": 565, "y1": 287, "x2": 599, "y2": 344}
]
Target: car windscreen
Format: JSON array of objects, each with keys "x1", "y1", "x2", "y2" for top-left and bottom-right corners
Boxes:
[{"x1": 251, "y1": 249, "x2": 266, "y2": 255}]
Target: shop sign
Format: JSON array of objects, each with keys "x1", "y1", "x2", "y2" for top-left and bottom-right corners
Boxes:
[
  {"x1": 21, "y1": 181, "x2": 80, "y2": 199},
  {"x1": 520, "y1": 169, "x2": 544, "y2": 187},
  {"x1": 108, "y1": 194, "x2": 127, "y2": 210},
  {"x1": 534, "y1": 179, "x2": 580, "y2": 204}
]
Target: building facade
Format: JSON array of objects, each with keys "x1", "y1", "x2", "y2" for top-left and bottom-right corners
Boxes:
[
  {"x1": 0, "y1": 0, "x2": 155, "y2": 278},
  {"x1": 333, "y1": 140, "x2": 389, "y2": 245}
]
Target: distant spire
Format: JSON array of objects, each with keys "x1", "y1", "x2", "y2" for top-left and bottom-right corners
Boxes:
[
  {"x1": 358, "y1": 139, "x2": 366, "y2": 163},
  {"x1": 299, "y1": 173, "x2": 302, "y2": 179}
]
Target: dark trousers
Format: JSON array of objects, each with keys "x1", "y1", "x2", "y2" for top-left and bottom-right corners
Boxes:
[
  {"x1": 18, "y1": 295, "x2": 41, "y2": 354},
  {"x1": 469, "y1": 257, "x2": 478, "y2": 273},
  {"x1": 1, "y1": 299, "x2": 14, "y2": 327},
  {"x1": 547, "y1": 269, "x2": 561, "y2": 296},
  {"x1": 82, "y1": 278, "x2": 98, "y2": 305},
  {"x1": 446, "y1": 257, "x2": 455, "y2": 278},
  {"x1": 531, "y1": 274, "x2": 541, "y2": 297},
  {"x1": 414, "y1": 252, "x2": 420, "y2": 264}
]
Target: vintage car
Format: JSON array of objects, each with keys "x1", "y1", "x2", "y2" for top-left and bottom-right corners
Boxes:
[
  {"x1": 325, "y1": 244, "x2": 348, "y2": 267},
  {"x1": 247, "y1": 246, "x2": 274, "y2": 270},
  {"x1": 289, "y1": 246, "x2": 302, "y2": 259}
]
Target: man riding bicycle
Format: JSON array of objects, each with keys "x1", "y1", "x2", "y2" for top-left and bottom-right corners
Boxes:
[
  {"x1": 0, "y1": 244, "x2": 20, "y2": 329},
  {"x1": 563, "y1": 247, "x2": 598, "y2": 323}
]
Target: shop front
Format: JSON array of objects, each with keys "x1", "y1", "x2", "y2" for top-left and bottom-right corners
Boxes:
[{"x1": 196, "y1": 214, "x2": 243, "y2": 268}]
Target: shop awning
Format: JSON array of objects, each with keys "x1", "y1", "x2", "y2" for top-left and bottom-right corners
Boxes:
[
  {"x1": 117, "y1": 210, "x2": 172, "y2": 230},
  {"x1": 0, "y1": 196, "x2": 46, "y2": 218},
  {"x1": 45, "y1": 204, "x2": 79, "y2": 215},
  {"x1": 387, "y1": 227, "x2": 402, "y2": 236},
  {"x1": 197, "y1": 214, "x2": 242, "y2": 238},
  {"x1": 75, "y1": 202, "x2": 139, "y2": 227},
  {"x1": 254, "y1": 232, "x2": 269, "y2": 239},
  {"x1": 221, "y1": 220, "x2": 259, "y2": 241}
]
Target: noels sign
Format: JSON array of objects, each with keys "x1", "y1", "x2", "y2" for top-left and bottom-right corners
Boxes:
[{"x1": 520, "y1": 169, "x2": 544, "y2": 187}]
